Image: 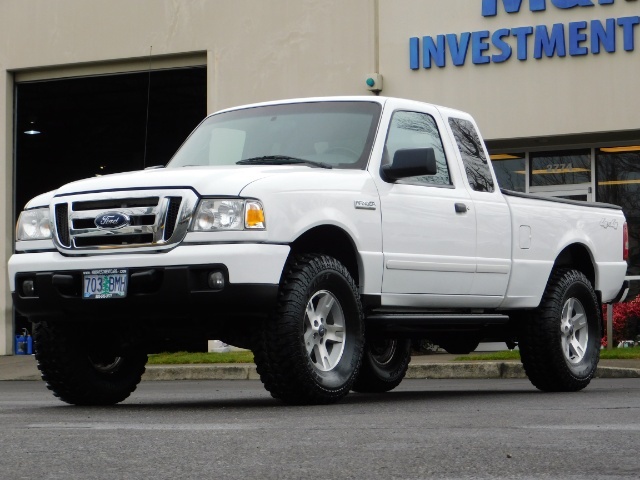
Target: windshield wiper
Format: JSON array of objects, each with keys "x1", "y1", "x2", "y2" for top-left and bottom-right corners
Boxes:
[{"x1": 237, "y1": 155, "x2": 332, "y2": 169}]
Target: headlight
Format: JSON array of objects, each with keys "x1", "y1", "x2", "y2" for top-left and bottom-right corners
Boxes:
[
  {"x1": 191, "y1": 199, "x2": 266, "y2": 231},
  {"x1": 17, "y1": 208, "x2": 52, "y2": 240}
]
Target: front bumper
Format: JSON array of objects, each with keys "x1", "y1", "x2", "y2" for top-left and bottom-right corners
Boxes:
[{"x1": 9, "y1": 243, "x2": 290, "y2": 322}]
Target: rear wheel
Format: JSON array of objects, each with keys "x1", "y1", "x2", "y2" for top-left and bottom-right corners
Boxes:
[
  {"x1": 253, "y1": 254, "x2": 364, "y2": 404},
  {"x1": 352, "y1": 338, "x2": 411, "y2": 393},
  {"x1": 519, "y1": 269, "x2": 601, "y2": 392},
  {"x1": 34, "y1": 322, "x2": 147, "y2": 405}
]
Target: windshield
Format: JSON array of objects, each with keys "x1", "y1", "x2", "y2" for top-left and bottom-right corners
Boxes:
[{"x1": 167, "y1": 101, "x2": 381, "y2": 170}]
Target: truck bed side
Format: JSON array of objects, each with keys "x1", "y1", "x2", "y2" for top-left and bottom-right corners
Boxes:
[{"x1": 500, "y1": 189, "x2": 627, "y2": 309}]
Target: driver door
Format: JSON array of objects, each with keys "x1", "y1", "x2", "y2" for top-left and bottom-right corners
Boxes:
[{"x1": 376, "y1": 108, "x2": 477, "y2": 301}]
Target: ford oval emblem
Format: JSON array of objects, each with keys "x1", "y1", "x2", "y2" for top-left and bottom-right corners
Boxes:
[{"x1": 94, "y1": 212, "x2": 130, "y2": 230}]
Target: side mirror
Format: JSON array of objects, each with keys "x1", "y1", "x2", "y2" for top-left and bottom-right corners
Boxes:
[{"x1": 381, "y1": 147, "x2": 437, "y2": 182}]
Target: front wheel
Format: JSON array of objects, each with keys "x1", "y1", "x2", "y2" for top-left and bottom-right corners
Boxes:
[
  {"x1": 34, "y1": 322, "x2": 147, "y2": 405},
  {"x1": 253, "y1": 254, "x2": 364, "y2": 404},
  {"x1": 352, "y1": 338, "x2": 411, "y2": 393},
  {"x1": 518, "y1": 269, "x2": 602, "y2": 392}
]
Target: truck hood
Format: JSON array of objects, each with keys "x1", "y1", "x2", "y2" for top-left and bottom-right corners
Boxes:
[
  {"x1": 51, "y1": 165, "x2": 306, "y2": 197},
  {"x1": 23, "y1": 165, "x2": 341, "y2": 208}
]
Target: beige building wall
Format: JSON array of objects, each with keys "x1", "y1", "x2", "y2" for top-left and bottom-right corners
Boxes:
[
  {"x1": 1, "y1": 75, "x2": 14, "y2": 355},
  {"x1": 379, "y1": 0, "x2": 640, "y2": 141}
]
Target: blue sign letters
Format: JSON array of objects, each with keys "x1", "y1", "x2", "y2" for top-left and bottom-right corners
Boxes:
[
  {"x1": 482, "y1": 0, "x2": 615, "y2": 16},
  {"x1": 411, "y1": 0, "x2": 637, "y2": 71}
]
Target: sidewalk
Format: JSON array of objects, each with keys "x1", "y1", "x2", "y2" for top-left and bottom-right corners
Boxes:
[{"x1": 2, "y1": 353, "x2": 639, "y2": 382}]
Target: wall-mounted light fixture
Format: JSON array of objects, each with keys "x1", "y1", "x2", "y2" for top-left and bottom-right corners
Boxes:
[
  {"x1": 365, "y1": 73, "x2": 383, "y2": 93},
  {"x1": 24, "y1": 121, "x2": 41, "y2": 135}
]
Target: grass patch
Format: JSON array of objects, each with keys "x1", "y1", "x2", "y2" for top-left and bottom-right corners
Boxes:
[
  {"x1": 454, "y1": 346, "x2": 640, "y2": 362},
  {"x1": 147, "y1": 351, "x2": 254, "y2": 365},
  {"x1": 600, "y1": 346, "x2": 640, "y2": 359}
]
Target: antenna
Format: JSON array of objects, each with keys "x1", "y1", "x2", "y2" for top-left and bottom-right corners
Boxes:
[{"x1": 143, "y1": 46, "x2": 152, "y2": 169}]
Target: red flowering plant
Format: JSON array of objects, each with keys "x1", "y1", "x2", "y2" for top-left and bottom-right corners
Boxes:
[{"x1": 601, "y1": 296, "x2": 640, "y2": 347}]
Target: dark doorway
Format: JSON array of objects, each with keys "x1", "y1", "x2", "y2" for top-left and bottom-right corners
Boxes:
[
  {"x1": 13, "y1": 66, "x2": 206, "y2": 340},
  {"x1": 14, "y1": 66, "x2": 207, "y2": 217}
]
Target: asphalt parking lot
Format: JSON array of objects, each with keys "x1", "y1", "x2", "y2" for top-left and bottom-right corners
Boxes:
[{"x1": 1, "y1": 378, "x2": 639, "y2": 479}]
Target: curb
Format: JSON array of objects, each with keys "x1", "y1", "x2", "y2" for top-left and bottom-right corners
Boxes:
[
  {"x1": 7, "y1": 373, "x2": 42, "y2": 381},
  {"x1": 139, "y1": 362, "x2": 640, "y2": 382},
  {"x1": 404, "y1": 362, "x2": 525, "y2": 380},
  {"x1": 5, "y1": 362, "x2": 639, "y2": 382},
  {"x1": 143, "y1": 364, "x2": 261, "y2": 381},
  {"x1": 595, "y1": 366, "x2": 640, "y2": 379}
]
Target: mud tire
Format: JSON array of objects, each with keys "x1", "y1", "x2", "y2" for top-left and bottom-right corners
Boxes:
[
  {"x1": 518, "y1": 269, "x2": 601, "y2": 392},
  {"x1": 352, "y1": 338, "x2": 411, "y2": 393},
  {"x1": 253, "y1": 254, "x2": 364, "y2": 404},
  {"x1": 34, "y1": 322, "x2": 147, "y2": 405}
]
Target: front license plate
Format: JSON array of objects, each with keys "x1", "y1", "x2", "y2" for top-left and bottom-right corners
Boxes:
[{"x1": 82, "y1": 269, "x2": 128, "y2": 299}]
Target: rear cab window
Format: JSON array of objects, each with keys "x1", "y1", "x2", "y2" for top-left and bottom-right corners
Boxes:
[{"x1": 448, "y1": 117, "x2": 495, "y2": 193}]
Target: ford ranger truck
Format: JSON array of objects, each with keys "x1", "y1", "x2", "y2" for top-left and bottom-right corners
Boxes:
[{"x1": 8, "y1": 97, "x2": 629, "y2": 405}]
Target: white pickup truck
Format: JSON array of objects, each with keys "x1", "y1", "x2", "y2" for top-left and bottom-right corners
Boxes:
[{"x1": 9, "y1": 96, "x2": 629, "y2": 405}]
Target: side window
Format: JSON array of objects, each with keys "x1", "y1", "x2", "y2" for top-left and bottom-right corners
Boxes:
[
  {"x1": 384, "y1": 111, "x2": 451, "y2": 186},
  {"x1": 448, "y1": 117, "x2": 495, "y2": 193}
]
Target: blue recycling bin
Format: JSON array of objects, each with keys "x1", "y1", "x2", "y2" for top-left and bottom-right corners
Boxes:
[
  {"x1": 15, "y1": 330, "x2": 33, "y2": 355},
  {"x1": 15, "y1": 334, "x2": 27, "y2": 355}
]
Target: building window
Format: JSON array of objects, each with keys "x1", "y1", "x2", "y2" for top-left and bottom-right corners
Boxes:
[
  {"x1": 448, "y1": 117, "x2": 494, "y2": 193},
  {"x1": 597, "y1": 146, "x2": 640, "y2": 277},
  {"x1": 490, "y1": 153, "x2": 526, "y2": 192},
  {"x1": 530, "y1": 149, "x2": 591, "y2": 187}
]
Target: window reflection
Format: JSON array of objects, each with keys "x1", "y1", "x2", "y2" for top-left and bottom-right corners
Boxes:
[
  {"x1": 530, "y1": 149, "x2": 590, "y2": 187},
  {"x1": 448, "y1": 118, "x2": 494, "y2": 193},
  {"x1": 168, "y1": 101, "x2": 381, "y2": 170},
  {"x1": 490, "y1": 153, "x2": 525, "y2": 192},
  {"x1": 385, "y1": 111, "x2": 451, "y2": 186}
]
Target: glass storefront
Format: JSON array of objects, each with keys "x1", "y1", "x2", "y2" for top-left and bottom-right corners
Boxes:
[
  {"x1": 529, "y1": 150, "x2": 591, "y2": 188},
  {"x1": 596, "y1": 147, "x2": 640, "y2": 277}
]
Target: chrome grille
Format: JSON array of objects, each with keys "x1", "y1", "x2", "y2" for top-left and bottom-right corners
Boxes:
[
  {"x1": 55, "y1": 203, "x2": 71, "y2": 248},
  {"x1": 163, "y1": 197, "x2": 182, "y2": 241},
  {"x1": 72, "y1": 197, "x2": 160, "y2": 211},
  {"x1": 52, "y1": 189, "x2": 198, "y2": 254}
]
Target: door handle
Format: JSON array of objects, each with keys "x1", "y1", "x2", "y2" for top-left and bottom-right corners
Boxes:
[{"x1": 454, "y1": 203, "x2": 468, "y2": 213}]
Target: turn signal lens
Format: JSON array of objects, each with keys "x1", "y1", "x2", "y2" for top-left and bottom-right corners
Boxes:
[{"x1": 245, "y1": 201, "x2": 265, "y2": 229}]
